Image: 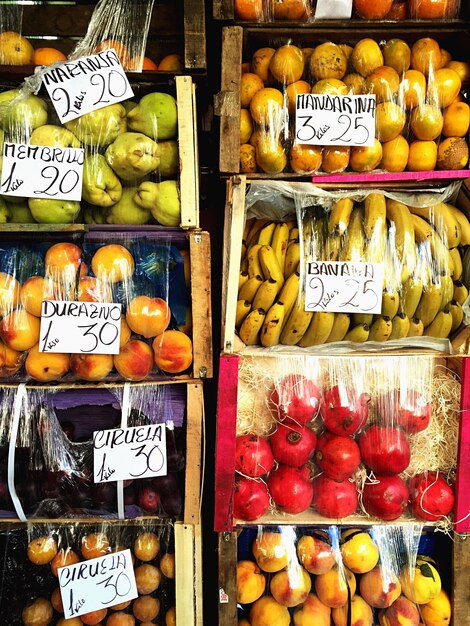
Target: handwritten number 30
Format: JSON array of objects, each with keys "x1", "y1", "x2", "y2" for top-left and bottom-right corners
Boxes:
[{"x1": 97, "y1": 571, "x2": 132, "y2": 604}]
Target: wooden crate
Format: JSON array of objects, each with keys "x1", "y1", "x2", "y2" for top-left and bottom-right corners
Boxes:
[{"x1": 218, "y1": 25, "x2": 470, "y2": 178}]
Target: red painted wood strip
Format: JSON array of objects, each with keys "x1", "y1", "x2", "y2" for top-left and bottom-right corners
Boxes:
[
  {"x1": 311, "y1": 170, "x2": 470, "y2": 184},
  {"x1": 455, "y1": 357, "x2": 470, "y2": 533}
]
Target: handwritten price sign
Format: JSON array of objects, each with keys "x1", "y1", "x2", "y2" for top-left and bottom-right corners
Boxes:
[
  {"x1": 295, "y1": 94, "x2": 376, "y2": 147},
  {"x1": 305, "y1": 261, "x2": 384, "y2": 314},
  {"x1": 93, "y1": 424, "x2": 167, "y2": 483},
  {"x1": 1, "y1": 142, "x2": 84, "y2": 201},
  {"x1": 59, "y1": 549, "x2": 138, "y2": 619},
  {"x1": 39, "y1": 301, "x2": 122, "y2": 354},
  {"x1": 42, "y1": 50, "x2": 134, "y2": 123}
]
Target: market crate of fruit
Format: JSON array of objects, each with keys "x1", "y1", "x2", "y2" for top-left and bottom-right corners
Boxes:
[
  {"x1": 0, "y1": 519, "x2": 201, "y2": 626},
  {"x1": 218, "y1": 523, "x2": 465, "y2": 626},
  {"x1": 0, "y1": 226, "x2": 212, "y2": 383},
  {"x1": 219, "y1": 26, "x2": 470, "y2": 179},
  {"x1": 214, "y1": 352, "x2": 470, "y2": 532},
  {"x1": 221, "y1": 177, "x2": 470, "y2": 354},
  {"x1": 0, "y1": 381, "x2": 203, "y2": 524}
]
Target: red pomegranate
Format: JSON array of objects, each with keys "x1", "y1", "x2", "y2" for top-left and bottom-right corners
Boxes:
[
  {"x1": 320, "y1": 385, "x2": 370, "y2": 436},
  {"x1": 359, "y1": 425, "x2": 410, "y2": 475},
  {"x1": 235, "y1": 434, "x2": 275, "y2": 477},
  {"x1": 312, "y1": 474, "x2": 358, "y2": 518},
  {"x1": 362, "y1": 475, "x2": 409, "y2": 521},
  {"x1": 270, "y1": 374, "x2": 321, "y2": 425},
  {"x1": 409, "y1": 472, "x2": 454, "y2": 521},
  {"x1": 267, "y1": 464, "x2": 314, "y2": 514},
  {"x1": 380, "y1": 389, "x2": 431, "y2": 434},
  {"x1": 270, "y1": 423, "x2": 317, "y2": 466},
  {"x1": 233, "y1": 476, "x2": 270, "y2": 521},
  {"x1": 315, "y1": 432, "x2": 361, "y2": 482}
]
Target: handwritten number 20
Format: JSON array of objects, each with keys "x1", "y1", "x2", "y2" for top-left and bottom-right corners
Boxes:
[
  {"x1": 36, "y1": 166, "x2": 80, "y2": 196},
  {"x1": 91, "y1": 70, "x2": 127, "y2": 106}
]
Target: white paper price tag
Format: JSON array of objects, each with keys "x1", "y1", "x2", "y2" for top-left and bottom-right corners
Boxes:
[
  {"x1": 315, "y1": 0, "x2": 353, "y2": 18},
  {"x1": 0, "y1": 142, "x2": 84, "y2": 201},
  {"x1": 39, "y1": 300, "x2": 122, "y2": 354},
  {"x1": 305, "y1": 261, "x2": 384, "y2": 314},
  {"x1": 42, "y1": 50, "x2": 134, "y2": 123},
  {"x1": 93, "y1": 424, "x2": 167, "y2": 483},
  {"x1": 295, "y1": 94, "x2": 376, "y2": 147},
  {"x1": 59, "y1": 549, "x2": 138, "y2": 619}
]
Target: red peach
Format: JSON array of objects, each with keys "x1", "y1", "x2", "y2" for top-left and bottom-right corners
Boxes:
[
  {"x1": 378, "y1": 595, "x2": 420, "y2": 626},
  {"x1": 44, "y1": 242, "x2": 82, "y2": 282},
  {"x1": 296, "y1": 533, "x2": 336, "y2": 575},
  {"x1": 114, "y1": 339, "x2": 154, "y2": 380},
  {"x1": 152, "y1": 329, "x2": 193, "y2": 374},
  {"x1": 78, "y1": 276, "x2": 113, "y2": 303},
  {"x1": 0, "y1": 271, "x2": 20, "y2": 315},
  {"x1": 0, "y1": 339, "x2": 22, "y2": 377},
  {"x1": 26, "y1": 343, "x2": 70, "y2": 381},
  {"x1": 70, "y1": 353, "x2": 114, "y2": 381},
  {"x1": 119, "y1": 315, "x2": 131, "y2": 347},
  {"x1": 126, "y1": 296, "x2": 171, "y2": 338},
  {"x1": 91, "y1": 244, "x2": 135, "y2": 283},
  {"x1": 0, "y1": 308, "x2": 40, "y2": 351},
  {"x1": 360, "y1": 566, "x2": 402, "y2": 608}
]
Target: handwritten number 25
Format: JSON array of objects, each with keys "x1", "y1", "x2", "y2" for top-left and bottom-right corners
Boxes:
[{"x1": 331, "y1": 115, "x2": 369, "y2": 145}]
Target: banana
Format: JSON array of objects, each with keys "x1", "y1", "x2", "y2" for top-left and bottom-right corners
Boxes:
[
  {"x1": 414, "y1": 282, "x2": 443, "y2": 327},
  {"x1": 259, "y1": 245, "x2": 285, "y2": 289},
  {"x1": 328, "y1": 197, "x2": 354, "y2": 235},
  {"x1": 271, "y1": 222, "x2": 290, "y2": 271},
  {"x1": 325, "y1": 313, "x2": 351, "y2": 343},
  {"x1": 453, "y1": 280, "x2": 469, "y2": 305},
  {"x1": 307, "y1": 216, "x2": 327, "y2": 262},
  {"x1": 344, "y1": 323, "x2": 370, "y2": 342},
  {"x1": 238, "y1": 270, "x2": 249, "y2": 292},
  {"x1": 364, "y1": 192, "x2": 387, "y2": 240},
  {"x1": 298, "y1": 311, "x2": 335, "y2": 347},
  {"x1": 243, "y1": 217, "x2": 255, "y2": 242},
  {"x1": 260, "y1": 301, "x2": 286, "y2": 347},
  {"x1": 235, "y1": 300, "x2": 251, "y2": 329},
  {"x1": 246, "y1": 243, "x2": 264, "y2": 279},
  {"x1": 284, "y1": 241, "x2": 301, "y2": 278},
  {"x1": 410, "y1": 214, "x2": 452, "y2": 276},
  {"x1": 424, "y1": 309, "x2": 453, "y2": 338},
  {"x1": 447, "y1": 203, "x2": 470, "y2": 245},
  {"x1": 389, "y1": 313, "x2": 411, "y2": 340},
  {"x1": 407, "y1": 317, "x2": 424, "y2": 337},
  {"x1": 257, "y1": 221, "x2": 277, "y2": 246},
  {"x1": 385, "y1": 199, "x2": 416, "y2": 266},
  {"x1": 448, "y1": 300, "x2": 464, "y2": 332},
  {"x1": 280, "y1": 295, "x2": 313, "y2": 345},
  {"x1": 324, "y1": 233, "x2": 341, "y2": 262},
  {"x1": 252, "y1": 278, "x2": 279, "y2": 311},
  {"x1": 368, "y1": 316, "x2": 393, "y2": 341},
  {"x1": 449, "y1": 246, "x2": 463, "y2": 280},
  {"x1": 439, "y1": 274, "x2": 454, "y2": 310},
  {"x1": 409, "y1": 203, "x2": 462, "y2": 249},
  {"x1": 278, "y1": 271, "x2": 300, "y2": 319},
  {"x1": 240, "y1": 256, "x2": 248, "y2": 273},
  {"x1": 238, "y1": 274, "x2": 263, "y2": 302},
  {"x1": 339, "y1": 207, "x2": 365, "y2": 261},
  {"x1": 381, "y1": 289, "x2": 400, "y2": 319},
  {"x1": 289, "y1": 227, "x2": 300, "y2": 242},
  {"x1": 246, "y1": 218, "x2": 270, "y2": 248},
  {"x1": 352, "y1": 313, "x2": 373, "y2": 326},
  {"x1": 240, "y1": 242, "x2": 247, "y2": 260},
  {"x1": 400, "y1": 276, "x2": 423, "y2": 318},
  {"x1": 238, "y1": 308, "x2": 266, "y2": 345}
]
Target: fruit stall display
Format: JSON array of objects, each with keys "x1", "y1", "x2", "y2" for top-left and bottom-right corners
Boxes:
[
  {"x1": 0, "y1": 519, "x2": 201, "y2": 626},
  {"x1": 219, "y1": 27, "x2": 470, "y2": 177}
]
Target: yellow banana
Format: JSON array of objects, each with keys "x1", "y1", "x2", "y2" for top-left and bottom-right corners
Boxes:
[
  {"x1": 453, "y1": 280, "x2": 469, "y2": 305},
  {"x1": 235, "y1": 300, "x2": 251, "y2": 329},
  {"x1": 439, "y1": 274, "x2": 454, "y2": 310},
  {"x1": 240, "y1": 256, "x2": 248, "y2": 273},
  {"x1": 246, "y1": 218, "x2": 270, "y2": 248},
  {"x1": 260, "y1": 302, "x2": 286, "y2": 347},
  {"x1": 271, "y1": 222, "x2": 290, "y2": 271},
  {"x1": 385, "y1": 199, "x2": 416, "y2": 265},
  {"x1": 368, "y1": 316, "x2": 393, "y2": 341},
  {"x1": 241, "y1": 242, "x2": 247, "y2": 260},
  {"x1": 285, "y1": 219, "x2": 296, "y2": 231},
  {"x1": 306, "y1": 217, "x2": 326, "y2": 262},
  {"x1": 381, "y1": 289, "x2": 400, "y2": 319},
  {"x1": 339, "y1": 207, "x2": 365, "y2": 262},
  {"x1": 246, "y1": 243, "x2": 264, "y2": 279},
  {"x1": 257, "y1": 221, "x2": 277, "y2": 246},
  {"x1": 298, "y1": 311, "x2": 335, "y2": 347},
  {"x1": 447, "y1": 203, "x2": 470, "y2": 245},
  {"x1": 400, "y1": 276, "x2": 423, "y2": 318},
  {"x1": 344, "y1": 323, "x2": 370, "y2": 342},
  {"x1": 328, "y1": 197, "x2": 354, "y2": 236},
  {"x1": 449, "y1": 247, "x2": 463, "y2": 280},
  {"x1": 284, "y1": 241, "x2": 301, "y2": 279},
  {"x1": 409, "y1": 203, "x2": 462, "y2": 249},
  {"x1": 238, "y1": 308, "x2": 266, "y2": 345},
  {"x1": 238, "y1": 274, "x2": 263, "y2": 302},
  {"x1": 238, "y1": 270, "x2": 249, "y2": 292},
  {"x1": 259, "y1": 245, "x2": 285, "y2": 289},
  {"x1": 252, "y1": 278, "x2": 279, "y2": 311},
  {"x1": 364, "y1": 192, "x2": 387, "y2": 240},
  {"x1": 389, "y1": 313, "x2": 411, "y2": 340},
  {"x1": 407, "y1": 316, "x2": 424, "y2": 337},
  {"x1": 352, "y1": 313, "x2": 373, "y2": 326},
  {"x1": 278, "y1": 271, "x2": 300, "y2": 319},
  {"x1": 289, "y1": 227, "x2": 300, "y2": 242},
  {"x1": 325, "y1": 233, "x2": 341, "y2": 262},
  {"x1": 411, "y1": 213, "x2": 453, "y2": 276},
  {"x1": 448, "y1": 300, "x2": 464, "y2": 332},
  {"x1": 326, "y1": 313, "x2": 351, "y2": 343},
  {"x1": 424, "y1": 309, "x2": 453, "y2": 338},
  {"x1": 414, "y1": 283, "x2": 443, "y2": 327},
  {"x1": 280, "y1": 295, "x2": 313, "y2": 345}
]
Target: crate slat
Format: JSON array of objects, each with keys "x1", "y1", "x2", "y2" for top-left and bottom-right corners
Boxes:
[
  {"x1": 184, "y1": 382, "x2": 204, "y2": 525},
  {"x1": 219, "y1": 26, "x2": 243, "y2": 174},
  {"x1": 217, "y1": 532, "x2": 238, "y2": 626},
  {"x1": 175, "y1": 522, "x2": 197, "y2": 626}
]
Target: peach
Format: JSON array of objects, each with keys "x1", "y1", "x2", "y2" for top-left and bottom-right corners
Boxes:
[
  {"x1": 26, "y1": 343, "x2": 70, "y2": 381},
  {"x1": 106, "y1": 613, "x2": 135, "y2": 626},
  {"x1": 81, "y1": 609, "x2": 108, "y2": 625},
  {"x1": 91, "y1": 244, "x2": 135, "y2": 283},
  {"x1": 296, "y1": 533, "x2": 336, "y2": 575},
  {"x1": 152, "y1": 329, "x2": 193, "y2": 374},
  {"x1": 0, "y1": 308, "x2": 40, "y2": 351},
  {"x1": 237, "y1": 560, "x2": 267, "y2": 604},
  {"x1": 134, "y1": 532, "x2": 160, "y2": 561},
  {"x1": 0, "y1": 271, "x2": 20, "y2": 315},
  {"x1": 360, "y1": 566, "x2": 402, "y2": 608},
  {"x1": 20, "y1": 276, "x2": 52, "y2": 317},
  {"x1": 78, "y1": 276, "x2": 113, "y2": 303},
  {"x1": 378, "y1": 595, "x2": 420, "y2": 626},
  {"x1": 252, "y1": 531, "x2": 289, "y2": 573},
  {"x1": 70, "y1": 353, "x2": 114, "y2": 381},
  {"x1": 314, "y1": 565, "x2": 356, "y2": 608},
  {"x1": 126, "y1": 296, "x2": 171, "y2": 338},
  {"x1": 270, "y1": 565, "x2": 312, "y2": 607},
  {"x1": 134, "y1": 563, "x2": 161, "y2": 595},
  {"x1": 340, "y1": 528, "x2": 379, "y2": 574},
  {"x1": 119, "y1": 315, "x2": 131, "y2": 347},
  {"x1": 249, "y1": 596, "x2": 290, "y2": 626},
  {"x1": 114, "y1": 339, "x2": 154, "y2": 380},
  {"x1": 0, "y1": 339, "x2": 22, "y2": 377},
  {"x1": 293, "y1": 593, "x2": 330, "y2": 626},
  {"x1": 132, "y1": 596, "x2": 160, "y2": 621},
  {"x1": 332, "y1": 594, "x2": 373, "y2": 626},
  {"x1": 44, "y1": 242, "x2": 82, "y2": 283}
]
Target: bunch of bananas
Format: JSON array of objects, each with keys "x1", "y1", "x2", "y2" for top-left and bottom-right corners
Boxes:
[{"x1": 236, "y1": 193, "x2": 470, "y2": 348}]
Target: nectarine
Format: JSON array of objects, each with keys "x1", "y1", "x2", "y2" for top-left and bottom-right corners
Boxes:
[
  {"x1": 0, "y1": 339, "x2": 22, "y2": 377},
  {"x1": 126, "y1": 296, "x2": 171, "y2": 338},
  {"x1": 91, "y1": 244, "x2": 134, "y2": 283},
  {"x1": 78, "y1": 276, "x2": 113, "y2": 303},
  {"x1": 114, "y1": 339, "x2": 154, "y2": 380},
  {"x1": 0, "y1": 308, "x2": 40, "y2": 351},
  {"x1": 0, "y1": 271, "x2": 20, "y2": 315},
  {"x1": 44, "y1": 242, "x2": 82, "y2": 283},
  {"x1": 26, "y1": 343, "x2": 70, "y2": 381},
  {"x1": 152, "y1": 330, "x2": 193, "y2": 374},
  {"x1": 70, "y1": 353, "x2": 114, "y2": 381}
]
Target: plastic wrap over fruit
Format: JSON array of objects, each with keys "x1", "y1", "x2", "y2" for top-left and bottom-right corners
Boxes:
[
  {"x1": 231, "y1": 353, "x2": 459, "y2": 524},
  {"x1": 239, "y1": 37, "x2": 470, "y2": 175},
  {"x1": 235, "y1": 180, "x2": 469, "y2": 352},
  {"x1": 234, "y1": 0, "x2": 314, "y2": 22},
  {"x1": 0, "y1": 383, "x2": 187, "y2": 520},
  {"x1": 0, "y1": 519, "x2": 177, "y2": 625},
  {"x1": 0, "y1": 232, "x2": 192, "y2": 382},
  {"x1": 235, "y1": 524, "x2": 452, "y2": 626}
]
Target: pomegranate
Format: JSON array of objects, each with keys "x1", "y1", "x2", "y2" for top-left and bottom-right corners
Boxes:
[
  {"x1": 312, "y1": 475, "x2": 358, "y2": 518},
  {"x1": 359, "y1": 425, "x2": 410, "y2": 475},
  {"x1": 233, "y1": 476, "x2": 270, "y2": 521},
  {"x1": 362, "y1": 475, "x2": 409, "y2": 521},
  {"x1": 270, "y1": 374, "x2": 321, "y2": 425},
  {"x1": 269, "y1": 423, "x2": 317, "y2": 466},
  {"x1": 267, "y1": 464, "x2": 313, "y2": 514},
  {"x1": 315, "y1": 432, "x2": 361, "y2": 481},
  {"x1": 235, "y1": 434, "x2": 275, "y2": 477},
  {"x1": 320, "y1": 385, "x2": 370, "y2": 436},
  {"x1": 409, "y1": 472, "x2": 454, "y2": 521},
  {"x1": 380, "y1": 389, "x2": 431, "y2": 434}
]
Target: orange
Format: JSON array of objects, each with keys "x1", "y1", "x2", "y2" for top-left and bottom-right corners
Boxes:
[
  {"x1": 398, "y1": 69, "x2": 426, "y2": 109},
  {"x1": 407, "y1": 140, "x2": 438, "y2": 171},
  {"x1": 127, "y1": 56, "x2": 159, "y2": 71},
  {"x1": 427, "y1": 68, "x2": 462, "y2": 109},
  {"x1": 310, "y1": 43, "x2": 347, "y2": 81},
  {"x1": 311, "y1": 78, "x2": 348, "y2": 95},
  {"x1": 290, "y1": 144, "x2": 322, "y2": 173},
  {"x1": 273, "y1": 0, "x2": 309, "y2": 20},
  {"x1": 158, "y1": 53, "x2": 184, "y2": 71},
  {"x1": 446, "y1": 60, "x2": 470, "y2": 86},
  {"x1": 376, "y1": 102, "x2": 406, "y2": 142},
  {"x1": 350, "y1": 139, "x2": 383, "y2": 172},
  {"x1": 354, "y1": 0, "x2": 393, "y2": 19},
  {"x1": 409, "y1": 0, "x2": 459, "y2": 18},
  {"x1": 234, "y1": 0, "x2": 264, "y2": 20},
  {"x1": 365, "y1": 66, "x2": 400, "y2": 102},
  {"x1": 410, "y1": 38, "x2": 442, "y2": 76},
  {"x1": 240, "y1": 72, "x2": 265, "y2": 108},
  {"x1": 382, "y1": 39, "x2": 411, "y2": 75},
  {"x1": 301, "y1": 47, "x2": 315, "y2": 67},
  {"x1": 0, "y1": 31, "x2": 34, "y2": 65},
  {"x1": 240, "y1": 143, "x2": 258, "y2": 172},
  {"x1": 343, "y1": 73, "x2": 366, "y2": 94},
  {"x1": 339, "y1": 44, "x2": 354, "y2": 62},
  {"x1": 322, "y1": 146, "x2": 351, "y2": 173},
  {"x1": 410, "y1": 104, "x2": 443, "y2": 140},
  {"x1": 240, "y1": 108, "x2": 254, "y2": 143},
  {"x1": 33, "y1": 47, "x2": 66, "y2": 66},
  {"x1": 385, "y1": 1, "x2": 408, "y2": 19},
  {"x1": 351, "y1": 39, "x2": 384, "y2": 77},
  {"x1": 440, "y1": 49, "x2": 452, "y2": 67},
  {"x1": 380, "y1": 135, "x2": 409, "y2": 172},
  {"x1": 95, "y1": 39, "x2": 129, "y2": 66},
  {"x1": 442, "y1": 101, "x2": 470, "y2": 137},
  {"x1": 249, "y1": 87, "x2": 284, "y2": 124},
  {"x1": 285, "y1": 80, "x2": 310, "y2": 114},
  {"x1": 269, "y1": 44, "x2": 305, "y2": 85},
  {"x1": 437, "y1": 137, "x2": 469, "y2": 170},
  {"x1": 141, "y1": 56, "x2": 159, "y2": 70},
  {"x1": 251, "y1": 47, "x2": 276, "y2": 84}
]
